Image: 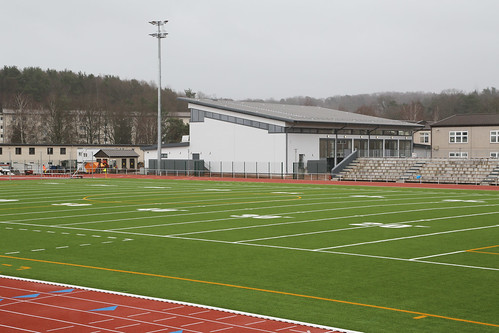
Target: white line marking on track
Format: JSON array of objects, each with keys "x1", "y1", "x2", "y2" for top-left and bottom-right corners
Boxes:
[
  {"x1": 210, "y1": 327, "x2": 234, "y2": 332},
  {"x1": 115, "y1": 323, "x2": 141, "y2": 329},
  {"x1": 181, "y1": 321, "x2": 205, "y2": 327},
  {"x1": 216, "y1": 314, "x2": 238, "y2": 320},
  {"x1": 47, "y1": 325, "x2": 75, "y2": 332},
  {"x1": 0, "y1": 323, "x2": 39, "y2": 332},
  {"x1": 246, "y1": 319, "x2": 268, "y2": 326},
  {"x1": 188, "y1": 309, "x2": 211, "y2": 315},
  {"x1": 127, "y1": 311, "x2": 151, "y2": 317},
  {"x1": 89, "y1": 318, "x2": 114, "y2": 324},
  {"x1": 152, "y1": 316, "x2": 177, "y2": 322}
]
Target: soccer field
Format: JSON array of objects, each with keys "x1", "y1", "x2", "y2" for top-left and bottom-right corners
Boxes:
[{"x1": 1, "y1": 178, "x2": 498, "y2": 332}]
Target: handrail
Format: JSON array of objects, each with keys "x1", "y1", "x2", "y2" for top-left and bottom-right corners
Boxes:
[{"x1": 331, "y1": 150, "x2": 358, "y2": 176}]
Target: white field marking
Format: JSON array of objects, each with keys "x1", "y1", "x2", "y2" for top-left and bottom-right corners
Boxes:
[
  {"x1": 8, "y1": 220, "x2": 495, "y2": 274},
  {"x1": 56, "y1": 246, "x2": 69, "y2": 249},
  {"x1": 52, "y1": 203, "x2": 92, "y2": 207},
  {"x1": 111, "y1": 198, "x2": 497, "y2": 232},
  {"x1": 144, "y1": 186, "x2": 171, "y2": 189},
  {"x1": 31, "y1": 249, "x2": 45, "y2": 252},
  {"x1": 315, "y1": 223, "x2": 499, "y2": 251},
  {"x1": 410, "y1": 250, "x2": 468, "y2": 261},
  {"x1": 88, "y1": 184, "x2": 116, "y2": 187},
  {"x1": 349, "y1": 222, "x2": 412, "y2": 228},
  {"x1": 165, "y1": 234, "x2": 499, "y2": 272},
  {"x1": 79, "y1": 244, "x2": 91, "y2": 246},
  {"x1": 5, "y1": 251, "x2": 20, "y2": 255},
  {"x1": 230, "y1": 214, "x2": 288, "y2": 219},
  {"x1": 204, "y1": 189, "x2": 232, "y2": 191},
  {"x1": 350, "y1": 195, "x2": 384, "y2": 198},
  {"x1": 444, "y1": 198, "x2": 490, "y2": 203},
  {"x1": 167, "y1": 205, "x2": 499, "y2": 239},
  {"x1": 137, "y1": 208, "x2": 187, "y2": 212},
  {"x1": 0, "y1": 199, "x2": 19, "y2": 202},
  {"x1": 0, "y1": 190, "x2": 478, "y2": 225},
  {"x1": 271, "y1": 192, "x2": 302, "y2": 195}
]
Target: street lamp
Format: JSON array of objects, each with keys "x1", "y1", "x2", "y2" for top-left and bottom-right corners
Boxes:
[{"x1": 149, "y1": 20, "x2": 168, "y2": 174}]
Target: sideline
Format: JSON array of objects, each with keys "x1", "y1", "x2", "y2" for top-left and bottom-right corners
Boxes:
[
  {"x1": 1, "y1": 254, "x2": 498, "y2": 329},
  {"x1": 2, "y1": 174, "x2": 499, "y2": 190}
]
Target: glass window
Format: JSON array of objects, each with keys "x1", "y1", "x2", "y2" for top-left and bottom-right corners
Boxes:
[
  {"x1": 15, "y1": 147, "x2": 22, "y2": 155},
  {"x1": 29, "y1": 147, "x2": 35, "y2": 155},
  {"x1": 449, "y1": 131, "x2": 468, "y2": 143},
  {"x1": 47, "y1": 147, "x2": 54, "y2": 155},
  {"x1": 60, "y1": 148, "x2": 66, "y2": 155},
  {"x1": 490, "y1": 152, "x2": 499, "y2": 158},
  {"x1": 420, "y1": 132, "x2": 429, "y2": 143},
  {"x1": 491, "y1": 130, "x2": 499, "y2": 143},
  {"x1": 449, "y1": 152, "x2": 468, "y2": 158}
]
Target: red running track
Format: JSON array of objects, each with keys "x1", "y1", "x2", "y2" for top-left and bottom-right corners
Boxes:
[{"x1": 0, "y1": 276, "x2": 356, "y2": 333}]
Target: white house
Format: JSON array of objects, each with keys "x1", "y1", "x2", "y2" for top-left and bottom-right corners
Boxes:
[{"x1": 143, "y1": 99, "x2": 422, "y2": 174}]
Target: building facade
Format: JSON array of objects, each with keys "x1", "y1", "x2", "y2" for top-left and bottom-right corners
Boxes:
[
  {"x1": 0, "y1": 144, "x2": 144, "y2": 173},
  {"x1": 431, "y1": 114, "x2": 499, "y2": 159},
  {"x1": 150, "y1": 99, "x2": 422, "y2": 174}
]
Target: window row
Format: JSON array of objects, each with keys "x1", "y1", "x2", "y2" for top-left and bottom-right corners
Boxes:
[
  {"x1": 190, "y1": 109, "x2": 285, "y2": 133},
  {"x1": 448, "y1": 130, "x2": 499, "y2": 143},
  {"x1": 4, "y1": 147, "x2": 68, "y2": 155}
]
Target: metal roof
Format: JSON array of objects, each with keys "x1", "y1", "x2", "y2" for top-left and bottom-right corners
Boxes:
[
  {"x1": 94, "y1": 149, "x2": 139, "y2": 158},
  {"x1": 431, "y1": 113, "x2": 499, "y2": 127},
  {"x1": 181, "y1": 98, "x2": 422, "y2": 129}
]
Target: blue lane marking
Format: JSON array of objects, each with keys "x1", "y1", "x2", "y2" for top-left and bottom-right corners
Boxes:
[
  {"x1": 14, "y1": 293, "x2": 40, "y2": 298},
  {"x1": 90, "y1": 305, "x2": 118, "y2": 312},
  {"x1": 50, "y1": 289, "x2": 74, "y2": 293}
]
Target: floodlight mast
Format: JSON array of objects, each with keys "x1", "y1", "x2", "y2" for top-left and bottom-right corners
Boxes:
[{"x1": 149, "y1": 20, "x2": 168, "y2": 174}]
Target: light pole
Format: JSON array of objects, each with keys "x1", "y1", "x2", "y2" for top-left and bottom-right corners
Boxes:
[{"x1": 149, "y1": 20, "x2": 168, "y2": 174}]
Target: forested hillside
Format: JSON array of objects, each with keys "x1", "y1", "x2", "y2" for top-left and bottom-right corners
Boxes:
[
  {"x1": 275, "y1": 88, "x2": 499, "y2": 121},
  {"x1": 1, "y1": 66, "x2": 498, "y2": 145},
  {"x1": 0, "y1": 66, "x2": 188, "y2": 145}
]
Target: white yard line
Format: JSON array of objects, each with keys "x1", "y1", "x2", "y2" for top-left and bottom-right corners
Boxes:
[
  {"x1": 170, "y1": 204, "x2": 499, "y2": 239},
  {"x1": 410, "y1": 250, "x2": 467, "y2": 261},
  {"x1": 314, "y1": 221, "x2": 499, "y2": 251}
]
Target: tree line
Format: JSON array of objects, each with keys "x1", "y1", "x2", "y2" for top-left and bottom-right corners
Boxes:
[
  {"x1": 272, "y1": 88, "x2": 499, "y2": 121},
  {"x1": 2, "y1": 66, "x2": 498, "y2": 146},
  {"x1": 0, "y1": 66, "x2": 188, "y2": 145}
]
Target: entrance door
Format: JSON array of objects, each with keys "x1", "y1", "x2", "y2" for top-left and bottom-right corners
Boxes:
[
  {"x1": 129, "y1": 159, "x2": 135, "y2": 169},
  {"x1": 121, "y1": 159, "x2": 127, "y2": 168}
]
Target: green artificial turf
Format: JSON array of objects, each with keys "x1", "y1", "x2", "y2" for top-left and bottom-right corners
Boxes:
[{"x1": 1, "y1": 178, "x2": 498, "y2": 332}]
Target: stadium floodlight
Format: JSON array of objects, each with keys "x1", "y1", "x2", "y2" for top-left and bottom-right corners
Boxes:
[{"x1": 149, "y1": 20, "x2": 168, "y2": 174}]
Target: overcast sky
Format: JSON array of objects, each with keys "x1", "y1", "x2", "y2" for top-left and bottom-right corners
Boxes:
[{"x1": 2, "y1": 0, "x2": 498, "y2": 100}]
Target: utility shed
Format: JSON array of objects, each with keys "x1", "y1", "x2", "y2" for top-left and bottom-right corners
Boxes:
[{"x1": 94, "y1": 149, "x2": 139, "y2": 170}]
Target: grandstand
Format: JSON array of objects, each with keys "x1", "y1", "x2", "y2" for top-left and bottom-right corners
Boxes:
[{"x1": 335, "y1": 157, "x2": 499, "y2": 185}]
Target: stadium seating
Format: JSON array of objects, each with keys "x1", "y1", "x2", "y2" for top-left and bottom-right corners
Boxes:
[{"x1": 336, "y1": 158, "x2": 499, "y2": 185}]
